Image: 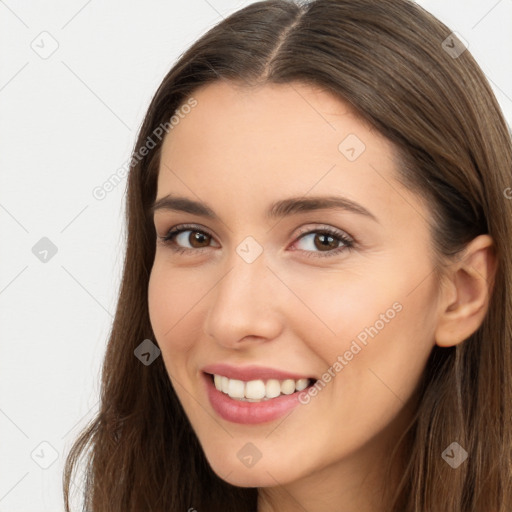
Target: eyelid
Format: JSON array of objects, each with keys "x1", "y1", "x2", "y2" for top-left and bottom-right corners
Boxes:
[
  {"x1": 292, "y1": 223, "x2": 353, "y2": 242},
  {"x1": 289, "y1": 224, "x2": 354, "y2": 258}
]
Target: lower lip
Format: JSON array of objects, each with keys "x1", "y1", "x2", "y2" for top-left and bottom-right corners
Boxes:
[{"x1": 203, "y1": 372, "x2": 310, "y2": 425}]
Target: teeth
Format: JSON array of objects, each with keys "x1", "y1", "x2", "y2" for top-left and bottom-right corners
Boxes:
[
  {"x1": 266, "y1": 379, "x2": 281, "y2": 398},
  {"x1": 245, "y1": 379, "x2": 266, "y2": 399},
  {"x1": 227, "y1": 378, "x2": 245, "y2": 398},
  {"x1": 281, "y1": 379, "x2": 296, "y2": 395},
  {"x1": 221, "y1": 376, "x2": 229, "y2": 394},
  {"x1": 212, "y1": 374, "x2": 312, "y2": 401},
  {"x1": 296, "y1": 378, "x2": 309, "y2": 391}
]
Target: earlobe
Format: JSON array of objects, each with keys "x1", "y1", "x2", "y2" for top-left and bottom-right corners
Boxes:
[{"x1": 434, "y1": 234, "x2": 497, "y2": 348}]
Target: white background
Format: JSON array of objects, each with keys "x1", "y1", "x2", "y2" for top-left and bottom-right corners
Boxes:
[{"x1": 1, "y1": 1, "x2": 511, "y2": 510}]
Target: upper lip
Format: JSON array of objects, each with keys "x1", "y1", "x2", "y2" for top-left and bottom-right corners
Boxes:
[{"x1": 202, "y1": 363, "x2": 315, "y2": 382}]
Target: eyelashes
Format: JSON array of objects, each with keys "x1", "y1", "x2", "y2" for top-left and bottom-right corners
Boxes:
[
  {"x1": 157, "y1": 223, "x2": 355, "y2": 259},
  {"x1": 160, "y1": 225, "x2": 218, "y2": 255}
]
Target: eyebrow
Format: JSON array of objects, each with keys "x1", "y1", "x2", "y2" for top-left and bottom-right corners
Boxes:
[{"x1": 150, "y1": 194, "x2": 378, "y2": 223}]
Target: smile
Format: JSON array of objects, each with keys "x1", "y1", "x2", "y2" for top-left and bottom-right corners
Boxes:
[
  {"x1": 203, "y1": 372, "x2": 318, "y2": 424},
  {"x1": 212, "y1": 374, "x2": 312, "y2": 401}
]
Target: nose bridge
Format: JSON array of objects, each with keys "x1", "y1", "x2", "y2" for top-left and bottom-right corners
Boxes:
[{"x1": 204, "y1": 248, "x2": 283, "y2": 346}]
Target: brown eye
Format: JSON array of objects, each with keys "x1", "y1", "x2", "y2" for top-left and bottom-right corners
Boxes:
[
  {"x1": 293, "y1": 228, "x2": 353, "y2": 258},
  {"x1": 313, "y1": 233, "x2": 339, "y2": 251},
  {"x1": 188, "y1": 231, "x2": 211, "y2": 248},
  {"x1": 160, "y1": 225, "x2": 218, "y2": 253}
]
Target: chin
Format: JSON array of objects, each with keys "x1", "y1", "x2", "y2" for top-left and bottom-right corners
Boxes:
[
  {"x1": 215, "y1": 469, "x2": 280, "y2": 488},
  {"x1": 205, "y1": 455, "x2": 291, "y2": 488}
]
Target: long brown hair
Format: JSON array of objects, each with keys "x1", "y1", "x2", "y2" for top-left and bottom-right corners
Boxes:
[{"x1": 63, "y1": 1, "x2": 512, "y2": 510}]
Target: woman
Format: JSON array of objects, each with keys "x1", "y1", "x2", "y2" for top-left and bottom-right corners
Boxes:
[{"x1": 63, "y1": 0, "x2": 512, "y2": 510}]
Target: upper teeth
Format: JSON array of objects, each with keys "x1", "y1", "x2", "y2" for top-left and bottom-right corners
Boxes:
[{"x1": 213, "y1": 374, "x2": 310, "y2": 401}]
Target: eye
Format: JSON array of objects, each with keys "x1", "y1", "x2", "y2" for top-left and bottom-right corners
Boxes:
[
  {"x1": 158, "y1": 224, "x2": 219, "y2": 254},
  {"x1": 157, "y1": 223, "x2": 354, "y2": 258},
  {"x1": 291, "y1": 226, "x2": 354, "y2": 258}
]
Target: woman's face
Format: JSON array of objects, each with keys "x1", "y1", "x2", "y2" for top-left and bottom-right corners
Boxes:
[{"x1": 148, "y1": 80, "x2": 443, "y2": 493}]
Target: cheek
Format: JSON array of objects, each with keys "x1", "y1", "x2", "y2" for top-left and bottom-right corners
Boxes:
[
  {"x1": 276, "y1": 264, "x2": 406, "y2": 354},
  {"x1": 286, "y1": 258, "x2": 438, "y2": 393},
  {"x1": 147, "y1": 260, "x2": 197, "y2": 353},
  {"x1": 285, "y1": 275, "x2": 437, "y2": 458}
]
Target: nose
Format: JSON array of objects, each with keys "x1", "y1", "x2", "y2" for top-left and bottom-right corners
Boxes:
[{"x1": 204, "y1": 251, "x2": 285, "y2": 349}]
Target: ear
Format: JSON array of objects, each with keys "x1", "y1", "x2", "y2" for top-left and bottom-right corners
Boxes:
[{"x1": 435, "y1": 234, "x2": 497, "y2": 347}]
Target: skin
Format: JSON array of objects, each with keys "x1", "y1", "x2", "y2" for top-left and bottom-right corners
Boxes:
[{"x1": 147, "y1": 80, "x2": 496, "y2": 512}]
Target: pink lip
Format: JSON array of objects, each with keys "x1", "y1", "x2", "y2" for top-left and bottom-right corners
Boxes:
[
  {"x1": 202, "y1": 372, "x2": 313, "y2": 424},
  {"x1": 201, "y1": 363, "x2": 314, "y2": 381}
]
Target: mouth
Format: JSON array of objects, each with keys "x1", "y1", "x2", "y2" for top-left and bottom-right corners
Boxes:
[
  {"x1": 200, "y1": 362, "x2": 320, "y2": 424},
  {"x1": 203, "y1": 371, "x2": 318, "y2": 424},
  {"x1": 206, "y1": 372, "x2": 317, "y2": 402}
]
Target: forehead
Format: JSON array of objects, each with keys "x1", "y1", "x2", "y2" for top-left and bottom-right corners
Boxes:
[
  {"x1": 156, "y1": 80, "x2": 427, "y2": 231},
  {"x1": 161, "y1": 80, "x2": 377, "y2": 160}
]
